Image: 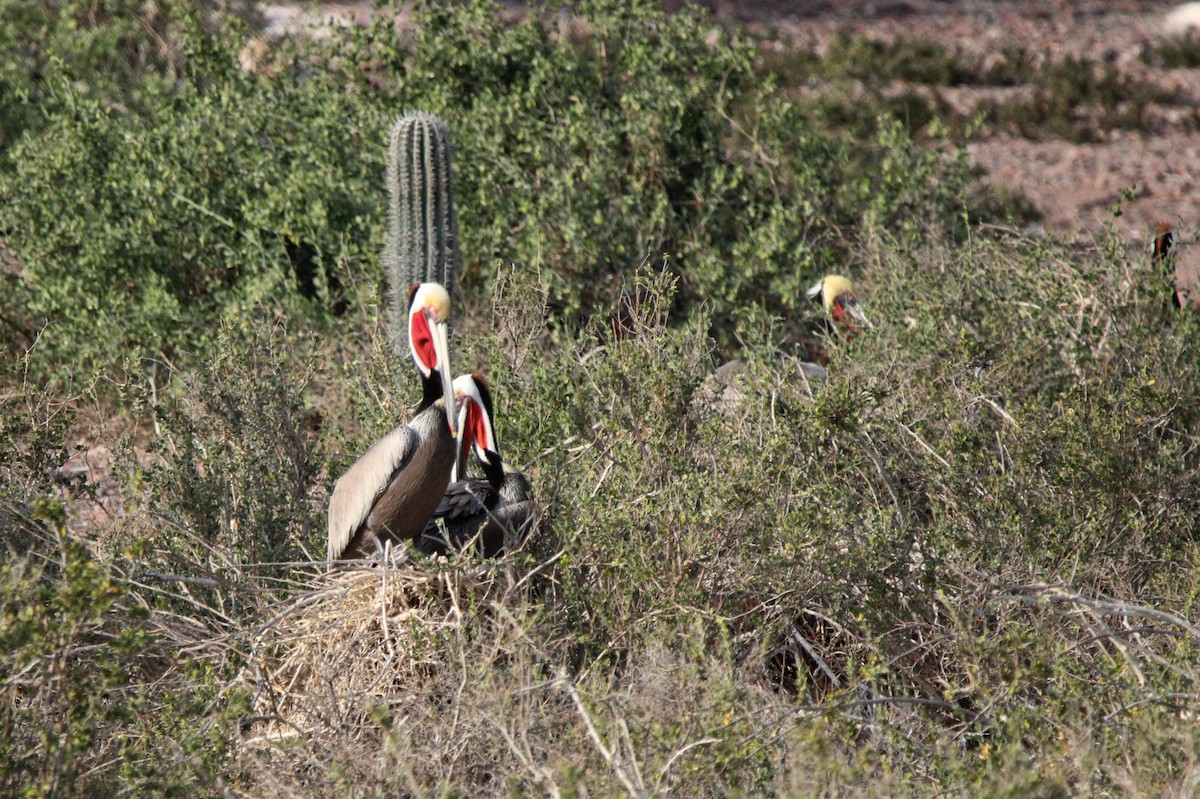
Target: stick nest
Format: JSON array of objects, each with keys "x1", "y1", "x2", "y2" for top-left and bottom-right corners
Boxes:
[{"x1": 242, "y1": 554, "x2": 501, "y2": 743}]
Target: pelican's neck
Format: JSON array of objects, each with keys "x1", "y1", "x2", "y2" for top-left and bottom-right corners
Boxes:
[
  {"x1": 418, "y1": 368, "x2": 443, "y2": 411},
  {"x1": 480, "y1": 451, "x2": 506, "y2": 491}
]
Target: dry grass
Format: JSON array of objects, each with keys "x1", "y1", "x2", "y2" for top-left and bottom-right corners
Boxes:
[
  {"x1": 242, "y1": 554, "x2": 507, "y2": 742},
  {"x1": 7, "y1": 218, "x2": 1200, "y2": 796},
  {"x1": 211, "y1": 547, "x2": 575, "y2": 797}
]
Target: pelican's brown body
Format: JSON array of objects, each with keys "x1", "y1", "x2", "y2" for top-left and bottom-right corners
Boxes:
[
  {"x1": 417, "y1": 463, "x2": 536, "y2": 558},
  {"x1": 327, "y1": 394, "x2": 456, "y2": 561}
]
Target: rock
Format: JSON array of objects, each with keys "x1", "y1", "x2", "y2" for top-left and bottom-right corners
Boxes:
[{"x1": 1165, "y1": 3, "x2": 1200, "y2": 34}]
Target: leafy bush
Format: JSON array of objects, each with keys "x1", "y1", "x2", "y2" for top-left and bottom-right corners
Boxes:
[
  {"x1": 3, "y1": 0, "x2": 977, "y2": 389},
  {"x1": 983, "y1": 55, "x2": 1182, "y2": 141},
  {"x1": 0, "y1": 371, "x2": 248, "y2": 797},
  {"x1": 761, "y1": 32, "x2": 977, "y2": 87},
  {"x1": 6, "y1": 2, "x2": 1200, "y2": 796},
  {"x1": 1, "y1": 7, "x2": 382, "y2": 387},
  {"x1": 1143, "y1": 31, "x2": 1200, "y2": 69},
  {"x1": 0, "y1": 519, "x2": 239, "y2": 798},
  {"x1": 760, "y1": 32, "x2": 1194, "y2": 146},
  {"x1": 0, "y1": 0, "x2": 191, "y2": 156},
  {"x1": 135, "y1": 317, "x2": 325, "y2": 565}
]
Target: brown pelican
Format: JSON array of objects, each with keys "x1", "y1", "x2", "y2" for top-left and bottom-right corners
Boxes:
[
  {"x1": 326, "y1": 283, "x2": 458, "y2": 563},
  {"x1": 1152, "y1": 222, "x2": 1183, "y2": 310},
  {"x1": 416, "y1": 372, "x2": 536, "y2": 558},
  {"x1": 806, "y1": 274, "x2": 873, "y2": 340}
]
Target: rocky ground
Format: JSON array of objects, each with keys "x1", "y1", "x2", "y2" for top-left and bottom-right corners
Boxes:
[{"x1": 723, "y1": 1, "x2": 1200, "y2": 236}]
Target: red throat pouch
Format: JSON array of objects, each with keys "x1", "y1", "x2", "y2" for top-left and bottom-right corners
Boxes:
[
  {"x1": 470, "y1": 401, "x2": 492, "y2": 454},
  {"x1": 412, "y1": 311, "x2": 437, "y2": 370},
  {"x1": 832, "y1": 302, "x2": 859, "y2": 339},
  {"x1": 460, "y1": 401, "x2": 489, "y2": 467}
]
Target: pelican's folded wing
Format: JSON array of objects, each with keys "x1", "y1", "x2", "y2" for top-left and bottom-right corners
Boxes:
[{"x1": 327, "y1": 425, "x2": 419, "y2": 562}]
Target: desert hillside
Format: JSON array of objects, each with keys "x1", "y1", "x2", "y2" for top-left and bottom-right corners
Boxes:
[{"x1": 3, "y1": 2, "x2": 1200, "y2": 796}]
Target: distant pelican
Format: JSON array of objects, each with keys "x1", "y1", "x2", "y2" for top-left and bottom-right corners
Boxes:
[{"x1": 806, "y1": 274, "x2": 874, "y2": 340}]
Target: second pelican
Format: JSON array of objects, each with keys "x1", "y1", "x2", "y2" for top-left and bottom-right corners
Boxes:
[
  {"x1": 806, "y1": 274, "x2": 874, "y2": 340},
  {"x1": 417, "y1": 373, "x2": 536, "y2": 558}
]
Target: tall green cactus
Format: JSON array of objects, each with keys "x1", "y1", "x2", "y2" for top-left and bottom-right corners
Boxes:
[{"x1": 385, "y1": 111, "x2": 462, "y2": 346}]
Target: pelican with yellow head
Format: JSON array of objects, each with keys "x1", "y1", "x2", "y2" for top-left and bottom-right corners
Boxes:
[{"x1": 806, "y1": 274, "x2": 874, "y2": 340}]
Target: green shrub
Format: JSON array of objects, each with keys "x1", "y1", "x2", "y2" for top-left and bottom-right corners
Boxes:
[
  {"x1": 0, "y1": 0, "x2": 192, "y2": 157},
  {"x1": 3, "y1": 0, "x2": 979, "y2": 391},
  {"x1": 761, "y1": 32, "x2": 976, "y2": 87},
  {"x1": 1143, "y1": 31, "x2": 1200, "y2": 69},
  {"x1": 134, "y1": 317, "x2": 325, "y2": 566},
  {"x1": 984, "y1": 55, "x2": 1181, "y2": 141},
  {"x1": 0, "y1": 522, "x2": 238, "y2": 798},
  {"x1": 1, "y1": 13, "x2": 382, "y2": 387}
]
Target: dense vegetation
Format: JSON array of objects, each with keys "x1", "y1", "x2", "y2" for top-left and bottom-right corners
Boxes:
[{"x1": 3, "y1": 1, "x2": 1199, "y2": 796}]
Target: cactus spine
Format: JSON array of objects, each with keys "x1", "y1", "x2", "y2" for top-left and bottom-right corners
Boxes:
[{"x1": 385, "y1": 111, "x2": 462, "y2": 348}]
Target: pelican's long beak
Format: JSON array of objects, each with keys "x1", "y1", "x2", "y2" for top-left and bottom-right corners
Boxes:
[
  {"x1": 431, "y1": 320, "x2": 457, "y2": 438},
  {"x1": 848, "y1": 301, "x2": 875, "y2": 332},
  {"x1": 451, "y1": 400, "x2": 470, "y2": 482}
]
